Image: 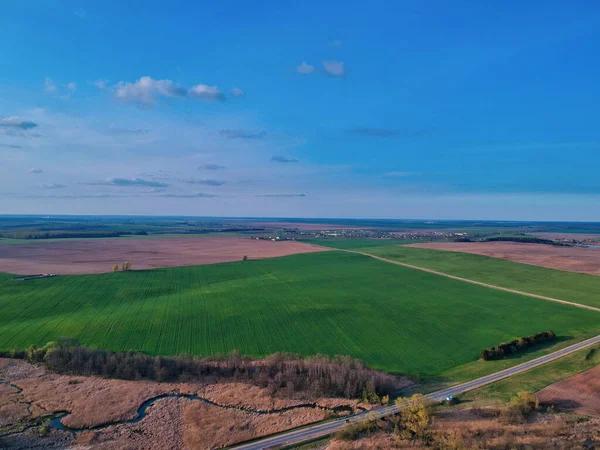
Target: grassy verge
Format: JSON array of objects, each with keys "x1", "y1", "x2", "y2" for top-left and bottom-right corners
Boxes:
[{"x1": 458, "y1": 344, "x2": 600, "y2": 404}]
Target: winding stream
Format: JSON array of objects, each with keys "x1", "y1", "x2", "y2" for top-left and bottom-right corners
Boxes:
[{"x1": 0, "y1": 377, "x2": 355, "y2": 437}]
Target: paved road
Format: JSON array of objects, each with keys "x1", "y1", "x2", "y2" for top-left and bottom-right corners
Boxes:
[
  {"x1": 350, "y1": 250, "x2": 600, "y2": 313},
  {"x1": 230, "y1": 333, "x2": 600, "y2": 449}
]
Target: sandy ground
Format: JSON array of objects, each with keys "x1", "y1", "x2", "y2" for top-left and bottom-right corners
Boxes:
[
  {"x1": 537, "y1": 364, "x2": 600, "y2": 417},
  {"x1": 0, "y1": 358, "x2": 363, "y2": 449},
  {"x1": 0, "y1": 237, "x2": 329, "y2": 275},
  {"x1": 407, "y1": 241, "x2": 600, "y2": 275}
]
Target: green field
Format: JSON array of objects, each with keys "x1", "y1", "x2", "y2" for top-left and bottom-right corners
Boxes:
[
  {"x1": 349, "y1": 245, "x2": 600, "y2": 309},
  {"x1": 1, "y1": 251, "x2": 599, "y2": 376}
]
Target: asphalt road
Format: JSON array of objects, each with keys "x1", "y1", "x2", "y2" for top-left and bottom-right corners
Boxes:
[{"x1": 230, "y1": 333, "x2": 600, "y2": 450}]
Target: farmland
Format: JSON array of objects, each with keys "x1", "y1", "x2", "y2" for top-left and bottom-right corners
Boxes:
[
  {"x1": 1, "y1": 251, "x2": 600, "y2": 376},
  {"x1": 408, "y1": 241, "x2": 600, "y2": 275},
  {"x1": 0, "y1": 237, "x2": 329, "y2": 275},
  {"x1": 359, "y1": 245, "x2": 600, "y2": 309}
]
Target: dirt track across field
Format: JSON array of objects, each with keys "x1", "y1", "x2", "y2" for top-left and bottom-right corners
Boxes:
[
  {"x1": 407, "y1": 242, "x2": 600, "y2": 276},
  {"x1": 537, "y1": 364, "x2": 600, "y2": 417},
  {"x1": 0, "y1": 237, "x2": 329, "y2": 275}
]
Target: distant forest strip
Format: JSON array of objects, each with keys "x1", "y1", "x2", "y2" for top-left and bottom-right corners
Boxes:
[
  {"x1": 1, "y1": 339, "x2": 401, "y2": 399},
  {"x1": 481, "y1": 331, "x2": 556, "y2": 361},
  {"x1": 0, "y1": 230, "x2": 148, "y2": 240},
  {"x1": 482, "y1": 236, "x2": 569, "y2": 246}
]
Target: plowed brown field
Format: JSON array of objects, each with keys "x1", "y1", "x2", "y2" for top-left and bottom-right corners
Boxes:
[
  {"x1": 0, "y1": 237, "x2": 329, "y2": 275},
  {"x1": 537, "y1": 364, "x2": 600, "y2": 417},
  {"x1": 407, "y1": 242, "x2": 600, "y2": 275}
]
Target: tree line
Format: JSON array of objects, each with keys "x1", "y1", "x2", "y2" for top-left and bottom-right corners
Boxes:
[
  {"x1": 1, "y1": 339, "x2": 399, "y2": 399},
  {"x1": 0, "y1": 230, "x2": 148, "y2": 240},
  {"x1": 480, "y1": 330, "x2": 556, "y2": 361}
]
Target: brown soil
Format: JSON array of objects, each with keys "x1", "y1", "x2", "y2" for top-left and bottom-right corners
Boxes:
[
  {"x1": 0, "y1": 358, "x2": 362, "y2": 449},
  {"x1": 407, "y1": 241, "x2": 600, "y2": 275},
  {"x1": 326, "y1": 408, "x2": 600, "y2": 450},
  {"x1": 537, "y1": 364, "x2": 600, "y2": 417},
  {"x1": 0, "y1": 237, "x2": 329, "y2": 275}
]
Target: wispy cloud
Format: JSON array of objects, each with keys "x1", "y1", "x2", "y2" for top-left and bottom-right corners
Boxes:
[
  {"x1": 108, "y1": 124, "x2": 150, "y2": 135},
  {"x1": 83, "y1": 177, "x2": 169, "y2": 188},
  {"x1": 1, "y1": 143, "x2": 23, "y2": 149},
  {"x1": 220, "y1": 129, "x2": 267, "y2": 139},
  {"x1": 329, "y1": 40, "x2": 342, "y2": 48},
  {"x1": 67, "y1": 82, "x2": 77, "y2": 92},
  {"x1": 349, "y1": 127, "x2": 430, "y2": 138},
  {"x1": 349, "y1": 127, "x2": 400, "y2": 137},
  {"x1": 40, "y1": 183, "x2": 66, "y2": 189},
  {"x1": 323, "y1": 61, "x2": 346, "y2": 78},
  {"x1": 271, "y1": 155, "x2": 298, "y2": 163},
  {"x1": 28, "y1": 168, "x2": 43, "y2": 174},
  {"x1": 199, "y1": 163, "x2": 225, "y2": 170},
  {"x1": 256, "y1": 193, "x2": 306, "y2": 197},
  {"x1": 189, "y1": 84, "x2": 226, "y2": 102},
  {"x1": 73, "y1": 8, "x2": 86, "y2": 19},
  {"x1": 0, "y1": 117, "x2": 38, "y2": 130},
  {"x1": 161, "y1": 192, "x2": 216, "y2": 198},
  {"x1": 296, "y1": 62, "x2": 315, "y2": 74},
  {"x1": 44, "y1": 78, "x2": 57, "y2": 94},
  {"x1": 181, "y1": 178, "x2": 225, "y2": 186},
  {"x1": 383, "y1": 171, "x2": 416, "y2": 177},
  {"x1": 231, "y1": 87, "x2": 244, "y2": 97},
  {"x1": 92, "y1": 79, "x2": 108, "y2": 89}
]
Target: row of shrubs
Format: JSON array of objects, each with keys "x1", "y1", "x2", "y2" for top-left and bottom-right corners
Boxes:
[
  {"x1": 481, "y1": 330, "x2": 556, "y2": 361},
  {"x1": 0, "y1": 338, "x2": 399, "y2": 399}
]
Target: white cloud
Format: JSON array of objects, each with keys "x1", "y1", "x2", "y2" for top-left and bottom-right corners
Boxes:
[
  {"x1": 67, "y1": 82, "x2": 77, "y2": 92},
  {"x1": 296, "y1": 62, "x2": 315, "y2": 74},
  {"x1": 323, "y1": 61, "x2": 346, "y2": 78},
  {"x1": 189, "y1": 84, "x2": 225, "y2": 102},
  {"x1": 93, "y1": 79, "x2": 108, "y2": 89},
  {"x1": 231, "y1": 87, "x2": 244, "y2": 97},
  {"x1": 29, "y1": 168, "x2": 43, "y2": 174},
  {"x1": 44, "y1": 78, "x2": 57, "y2": 93},
  {"x1": 115, "y1": 76, "x2": 187, "y2": 108},
  {"x1": 40, "y1": 183, "x2": 66, "y2": 189}
]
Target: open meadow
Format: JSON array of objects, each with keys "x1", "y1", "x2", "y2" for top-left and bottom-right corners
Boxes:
[
  {"x1": 1, "y1": 251, "x2": 600, "y2": 376},
  {"x1": 356, "y1": 244, "x2": 600, "y2": 309}
]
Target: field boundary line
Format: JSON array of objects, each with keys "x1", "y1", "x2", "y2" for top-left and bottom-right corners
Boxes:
[{"x1": 345, "y1": 250, "x2": 600, "y2": 313}]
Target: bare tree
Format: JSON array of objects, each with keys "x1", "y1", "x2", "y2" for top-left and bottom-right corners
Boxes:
[
  {"x1": 122, "y1": 261, "x2": 132, "y2": 271},
  {"x1": 112, "y1": 264, "x2": 119, "y2": 272}
]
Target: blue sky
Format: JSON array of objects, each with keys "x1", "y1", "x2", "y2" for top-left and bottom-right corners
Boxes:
[{"x1": 1, "y1": 1, "x2": 599, "y2": 220}]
